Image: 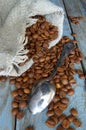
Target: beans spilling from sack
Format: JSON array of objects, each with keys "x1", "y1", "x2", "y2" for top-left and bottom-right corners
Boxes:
[{"x1": 0, "y1": 15, "x2": 85, "y2": 130}]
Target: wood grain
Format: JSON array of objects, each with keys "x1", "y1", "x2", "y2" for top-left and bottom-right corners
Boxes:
[
  {"x1": 16, "y1": 0, "x2": 86, "y2": 130},
  {"x1": 0, "y1": 80, "x2": 15, "y2": 130}
]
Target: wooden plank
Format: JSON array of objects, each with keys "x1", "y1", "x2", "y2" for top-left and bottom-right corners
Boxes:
[
  {"x1": 16, "y1": 0, "x2": 86, "y2": 130},
  {"x1": 63, "y1": 0, "x2": 86, "y2": 71},
  {"x1": 0, "y1": 80, "x2": 15, "y2": 130}
]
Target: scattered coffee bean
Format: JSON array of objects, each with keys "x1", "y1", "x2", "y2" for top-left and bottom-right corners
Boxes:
[
  {"x1": 70, "y1": 108, "x2": 78, "y2": 116},
  {"x1": 73, "y1": 118, "x2": 82, "y2": 127},
  {"x1": 62, "y1": 119, "x2": 70, "y2": 128}
]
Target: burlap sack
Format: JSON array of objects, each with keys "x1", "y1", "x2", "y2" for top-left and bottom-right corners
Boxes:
[{"x1": 0, "y1": 0, "x2": 64, "y2": 76}]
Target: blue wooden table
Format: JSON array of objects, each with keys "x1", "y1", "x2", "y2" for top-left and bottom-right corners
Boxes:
[{"x1": 0, "y1": 0, "x2": 86, "y2": 130}]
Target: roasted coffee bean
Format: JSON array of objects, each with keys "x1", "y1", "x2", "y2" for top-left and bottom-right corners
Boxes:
[
  {"x1": 62, "y1": 119, "x2": 70, "y2": 128},
  {"x1": 56, "y1": 83, "x2": 61, "y2": 89},
  {"x1": 61, "y1": 97, "x2": 69, "y2": 104},
  {"x1": 73, "y1": 118, "x2": 82, "y2": 127},
  {"x1": 67, "y1": 127, "x2": 75, "y2": 130},
  {"x1": 11, "y1": 90, "x2": 18, "y2": 97},
  {"x1": 72, "y1": 33, "x2": 76, "y2": 37},
  {"x1": 12, "y1": 108, "x2": 19, "y2": 116},
  {"x1": 53, "y1": 95, "x2": 60, "y2": 103},
  {"x1": 54, "y1": 108, "x2": 62, "y2": 116},
  {"x1": 25, "y1": 126, "x2": 34, "y2": 130},
  {"x1": 45, "y1": 119, "x2": 55, "y2": 128},
  {"x1": 59, "y1": 114, "x2": 66, "y2": 122},
  {"x1": 18, "y1": 89, "x2": 24, "y2": 96},
  {"x1": 15, "y1": 82, "x2": 21, "y2": 88},
  {"x1": 50, "y1": 116, "x2": 58, "y2": 124},
  {"x1": 67, "y1": 89, "x2": 75, "y2": 96},
  {"x1": 16, "y1": 111, "x2": 24, "y2": 119},
  {"x1": 62, "y1": 78, "x2": 68, "y2": 85},
  {"x1": 24, "y1": 88, "x2": 30, "y2": 94},
  {"x1": 10, "y1": 79, "x2": 16, "y2": 84},
  {"x1": 56, "y1": 125, "x2": 64, "y2": 130},
  {"x1": 70, "y1": 108, "x2": 78, "y2": 116},
  {"x1": 46, "y1": 110, "x2": 54, "y2": 117},
  {"x1": 19, "y1": 101, "x2": 27, "y2": 109},
  {"x1": 12, "y1": 101, "x2": 19, "y2": 108},
  {"x1": 67, "y1": 115, "x2": 74, "y2": 122},
  {"x1": 48, "y1": 102, "x2": 54, "y2": 110}
]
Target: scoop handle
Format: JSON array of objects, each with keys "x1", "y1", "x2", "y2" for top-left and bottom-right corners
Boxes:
[{"x1": 48, "y1": 42, "x2": 75, "y2": 80}]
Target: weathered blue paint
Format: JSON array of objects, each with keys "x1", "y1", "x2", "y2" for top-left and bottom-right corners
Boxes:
[{"x1": 0, "y1": 80, "x2": 15, "y2": 130}]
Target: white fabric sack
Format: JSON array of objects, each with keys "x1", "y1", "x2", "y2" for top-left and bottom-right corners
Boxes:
[{"x1": 0, "y1": 0, "x2": 64, "y2": 77}]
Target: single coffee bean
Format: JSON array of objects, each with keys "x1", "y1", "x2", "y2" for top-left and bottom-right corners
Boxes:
[
  {"x1": 18, "y1": 89, "x2": 24, "y2": 96},
  {"x1": 54, "y1": 108, "x2": 62, "y2": 116},
  {"x1": 19, "y1": 101, "x2": 27, "y2": 109},
  {"x1": 50, "y1": 116, "x2": 58, "y2": 124},
  {"x1": 67, "y1": 89, "x2": 75, "y2": 96},
  {"x1": 24, "y1": 88, "x2": 30, "y2": 94},
  {"x1": 45, "y1": 119, "x2": 55, "y2": 128},
  {"x1": 59, "y1": 114, "x2": 66, "y2": 122},
  {"x1": 16, "y1": 111, "x2": 24, "y2": 119},
  {"x1": 56, "y1": 83, "x2": 61, "y2": 89},
  {"x1": 61, "y1": 97, "x2": 69, "y2": 104},
  {"x1": 53, "y1": 95, "x2": 60, "y2": 103},
  {"x1": 25, "y1": 126, "x2": 33, "y2": 130},
  {"x1": 70, "y1": 108, "x2": 78, "y2": 116},
  {"x1": 12, "y1": 108, "x2": 19, "y2": 116},
  {"x1": 46, "y1": 110, "x2": 54, "y2": 117},
  {"x1": 11, "y1": 90, "x2": 18, "y2": 97},
  {"x1": 62, "y1": 119, "x2": 70, "y2": 128},
  {"x1": 67, "y1": 127, "x2": 75, "y2": 130},
  {"x1": 48, "y1": 102, "x2": 54, "y2": 110},
  {"x1": 62, "y1": 79, "x2": 68, "y2": 85},
  {"x1": 10, "y1": 79, "x2": 16, "y2": 84},
  {"x1": 73, "y1": 118, "x2": 82, "y2": 127},
  {"x1": 56, "y1": 125, "x2": 64, "y2": 130},
  {"x1": 12, "y1": 101, "x2": 19, "y2": 108},
  {"x1": 67, "y1": 115, "x2": 74, "y2": 122}
]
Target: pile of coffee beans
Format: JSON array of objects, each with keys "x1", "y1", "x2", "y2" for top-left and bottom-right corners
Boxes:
[
  {"x1": 0, "y1": 15, "x2": 85, "y2": 130},
  {"x1": 69, "y1": 16, "x2": 84, "y2": 24}
]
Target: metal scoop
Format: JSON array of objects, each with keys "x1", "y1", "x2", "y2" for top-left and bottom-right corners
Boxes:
[{"x1": 27, "y1": 42, "x2": 75, "y2": 115}]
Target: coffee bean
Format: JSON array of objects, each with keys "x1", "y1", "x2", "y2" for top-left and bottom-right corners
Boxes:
[
  {"x1": 16, "y1": 111, "x2": 24, "y2": 119},
  {"x1": 54, "y1": 108, "x2": 62, "y2": 116},
  {"x1": 25, "y1": 126, "x2": 33, "y2": 130},
  {"x1": 67, "y1": 115, "x2": 74, "y2": 122},
  {"x1": 67, "y1": 89, "x2": 75, "y2": 96},
  {"x1": 19, "y1": 101, "x2": 27, "y2": 109},
  {"x1": 12, "y1": 101, "x2": 19, "y2": 108},
  {"x1": 70, "y1": 108, "x2": 78, "y2": 116},
  {"x1": 12, "y1": 108, "x2": 19, "y2": 116},
  {"x1": 73, "y1": 118, "x2": 82, "y2": 127},
  {"x1": 59, "y1": 114, "x2": 66, "y2": 122},
  {"x1": 67, "y1": 127, "x2": 75, "y2": 130},
  {"x1": 45, "y1": 119, "x2": 55, "y2": 128},
  {"x1": 11, "y1": 90, "x2": 18, "y2": 97},
  {"x1": 56, "y1": 83, "x2": 61, "y2": 89},
  {"x1": 62, "y1": 79, "x2": 68, "y2": 85},
  {"x1": 56, "y1": 125, "x2": 64, "y2": 130},
  {"x1": 61, "y1": 97, "x2": 69, "y2": 104},
  {"x1": 50, "y1": 116, "x2": 58, "y2": 124},
  {"x1": 46, "y1": 110, "x2": 54, "y2": 117},
  {"x1": 62, "y1": 119, "x2": 70, "y2": 128},
  {"x1": 48, "y1": 102, "x2": 54, "y2": 110},
  {"x1": 24, "y1": 88, "x2": 30, "y2": 94}
]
